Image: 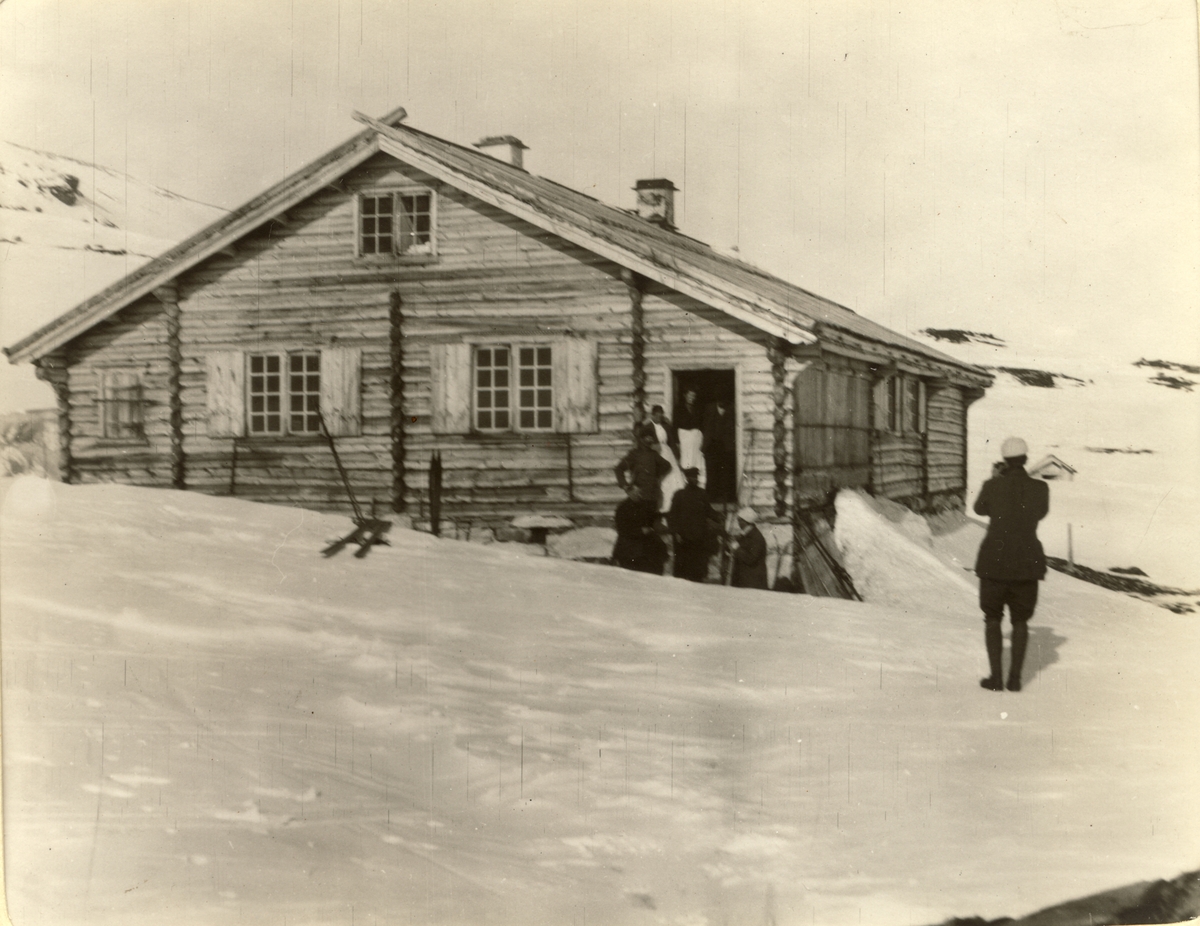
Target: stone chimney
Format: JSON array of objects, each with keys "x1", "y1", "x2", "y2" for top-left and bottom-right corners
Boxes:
[
  {"x1": 473, "y1": 135, "x2": 528, "y2": 169},
  {"x1": 634, "y1": 179, "x2": 677, "y2": 230}
]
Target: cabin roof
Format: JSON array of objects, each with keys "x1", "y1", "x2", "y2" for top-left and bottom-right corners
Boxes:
[
  {"x1": 5, "y1": 108, "x2": 990, "y2": 386},
  {"x1": 1029, "y1": 454, "x2": 1077, "y2": 475}
]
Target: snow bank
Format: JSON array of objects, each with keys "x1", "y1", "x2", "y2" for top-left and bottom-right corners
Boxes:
[{"x1": 3, "y1": 479, "x2": 1198, "y2": 926}]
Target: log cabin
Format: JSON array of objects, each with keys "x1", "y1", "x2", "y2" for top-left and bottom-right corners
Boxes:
[{"x1": 5, "y1": 107, "x2": 991, "y2": 590}]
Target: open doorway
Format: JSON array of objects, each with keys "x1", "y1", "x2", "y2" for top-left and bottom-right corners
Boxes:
[{"x1": 670, "y1": 369, "x2": 738, "y2": 503}]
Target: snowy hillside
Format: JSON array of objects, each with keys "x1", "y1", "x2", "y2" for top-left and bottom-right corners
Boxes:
[
  {"x1": 2, "y1": 477, "x2": 1197, "y2": 926},
  {"x1": 912, "y1": 329, "x2": 1200, "y2": 590},
  {"x1": 0, "y1": 140, "x2": 225, "y2": 411}
]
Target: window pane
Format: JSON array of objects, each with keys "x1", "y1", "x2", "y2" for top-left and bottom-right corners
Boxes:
[
  {"x1": 495, "y1": 410, "x2": 509, "y2": 429},
  {"x1": 519, "y1": 368, "x2": 534, "y2": 387},
  {"x1": 537, "y1": 368, "x2": 551, "y2": 386},
  {"x1": 520, "y1": 410, "x2": 534, "y2": 428},
  {"x1": 520, "y1": 389, "x2": 534, "y2": 406},
  {"x1": 520, "y1": 347, "x2": 534, "y2": 366},
  {"x1": 494, "y1": 369, "x2": 508, "y2": 388},
  {"x1": 537, "y1": 347, "x2": 551, "y2": 366},
  {"x1": 537, "y1": 410, "x2": 552, "y2": 429},
  {"x1": 478, "y1": 410, "x2": 492, "y2": 429},
  {"x1": 537, "y1": 389, "x2": 551, "y2": 407}
]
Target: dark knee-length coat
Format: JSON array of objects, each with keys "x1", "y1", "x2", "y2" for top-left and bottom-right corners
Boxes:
[{"x1": 973, "y1": 465, "x2": 1050, "y2": 581}]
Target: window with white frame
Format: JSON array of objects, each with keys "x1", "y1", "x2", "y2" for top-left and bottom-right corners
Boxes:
[
  {"x1": 875, "y1": 372, "x2": 927, "y2": 434},
  {"x1": 358, "y1": 190, "x2": 434, "y2": 257},
  {"x1": 248, "y1": 352, "x2": 321, "y2": 436},
  {"x1": 473, "y1": 344, "x2": 554, "y2": 432},
  {"x1": 100, "y1": 369, "x2": 146, "y2": 440}
]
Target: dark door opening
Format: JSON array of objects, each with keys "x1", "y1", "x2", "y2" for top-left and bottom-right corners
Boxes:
[{"x1": 671, "y1": 369, "x2": 738, "y2": 503}]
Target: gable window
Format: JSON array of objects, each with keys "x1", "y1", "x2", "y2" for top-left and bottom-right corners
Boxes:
[
  {"x1": 473, "y1": 345, "x2": 554, "y2": 432},
  {"x1": 100, "y1": 369, "x2": 146, "y2": 440},
  {"x1": 247, "y1": 352, "x2": 322, "y2": 435},
  {"x1": 358, "y1": 191, "x2": 435, "y2": 257}
]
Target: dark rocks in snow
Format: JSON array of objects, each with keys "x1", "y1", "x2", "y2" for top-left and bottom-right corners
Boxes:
[
  {"x1": 995, "y1": 366, "x2": 1088, "y2": 388},
  {"x1": 45, "y1": 174, "x2": 80, "y2": 206},
  {"x1": 1047, "y1": 556, "x2": 1198, "y2": 612},
  {"x1": 920, "y1": 328, "x2": 1006, "y2": 347},
  {"x1": 1109, "y1": 565, "x2": 1147, "y2": 576},
  {"x1": 929, "y1": 867, "x2": 1200, "y2": 926},
  {"x1": 1135, "y1": 357, "x2": 1200, "y2": 375},
  {"x1": 1147, "y1": 372, "x2": 1195, "y2": 391},
  {"x1": 1085, "y1": 446, "x2": 1154, "y2": 455}
]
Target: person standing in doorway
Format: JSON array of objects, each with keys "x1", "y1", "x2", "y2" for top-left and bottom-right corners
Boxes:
[
  {"x1": 674, "y1": 388, "x2": 706, "y2": 488},
  {"x1": 649, "y1": 405, "x2": 685, "y2": 515},
  {"x1": 702, "y1": 398, "x2": 737, "y2": 503},
  {"x1": 973, "y1": 437, "x2": 1050, "y2": 692},
  {"x1": 667, "y1": 467, "x2": 718, "y2": 582}
]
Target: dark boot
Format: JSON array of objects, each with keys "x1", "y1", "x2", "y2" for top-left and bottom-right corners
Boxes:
[
  {"x1": 980, "y1": 621, "x2": 1004, "y2": 691},
  {"x1": 1007, "y1": 621, "x2": 1029, "y2": 691}
]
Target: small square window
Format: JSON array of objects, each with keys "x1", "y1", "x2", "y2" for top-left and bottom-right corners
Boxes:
[{"x1": 359, "y1": 190, "x2": 435, "y2": 257}]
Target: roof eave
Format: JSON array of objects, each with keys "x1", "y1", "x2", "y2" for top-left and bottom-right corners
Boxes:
[{"x1": 5, "y1": 129, "x2": 389, "y2": 365}]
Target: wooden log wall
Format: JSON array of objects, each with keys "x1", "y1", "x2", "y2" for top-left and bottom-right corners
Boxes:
[
  {"x1": 925, "y1": 384, "x2": 968, "y2": 509},
  {"x1": 640, "y1": 286, "x2": 791, "y2": 517},
  {"x1": 34, "y1": 353, "x2": 74, "y2": 483},
  {"x1": 64, "y1": 295, "x2": 174, "y2": 487}
]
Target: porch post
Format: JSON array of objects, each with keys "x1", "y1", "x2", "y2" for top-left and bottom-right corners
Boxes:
[
  {"x1": 389, "y1": 289, "x2": 407, "y2": 512},
  {"x1": 154, "y1": 283, "x2": 186, "y2": 490},
  {"x1": 769, "y1": 337, "x2": 789, "y2": 518},
  {"x1": 622, "y1": 269, "x2": 646, "y2": 425}
]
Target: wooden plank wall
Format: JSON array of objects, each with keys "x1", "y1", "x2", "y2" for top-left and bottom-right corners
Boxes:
[{"x1": 792, "y1": 356, "x2": 872, "y2": 506}]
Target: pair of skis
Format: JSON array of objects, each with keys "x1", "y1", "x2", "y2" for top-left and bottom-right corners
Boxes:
[
  {"x1": 322, "y1": 514, "x2": 392, "y2": 558},
  {"x1": 318, "y1": 411, "x2": 392, "y2": 559}
]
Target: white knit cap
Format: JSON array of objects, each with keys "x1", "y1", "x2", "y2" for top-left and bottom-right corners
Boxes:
[
  {"x1": 736, "y1": 507, "x2": 758, "y2": 524},
  {"x1": 1001, "y1": 437, "x2": 1028, "y2": 459}
]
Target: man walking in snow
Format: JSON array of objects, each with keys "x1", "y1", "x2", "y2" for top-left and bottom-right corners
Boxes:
[{"x1": 973, "y1": 437, "x2": 1050, "y2": 692}]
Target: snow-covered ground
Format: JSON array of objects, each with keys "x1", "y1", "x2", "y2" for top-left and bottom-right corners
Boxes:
[
  {"x1": 916, "y1": 330, "x2": 1200, "y2": 591},
  {"x1": 3, "y1": 477, "x2": 1197, "y2": 926}
]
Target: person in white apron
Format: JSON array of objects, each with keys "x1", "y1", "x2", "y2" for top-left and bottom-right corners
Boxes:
[
  {"x1": 673, "y1": 388, "x2": 706, "y2": 488},
  {"x1": 649, "y1": 405, "x2": 686, "y2": 513}
]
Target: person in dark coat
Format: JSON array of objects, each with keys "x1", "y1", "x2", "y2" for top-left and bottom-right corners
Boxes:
[
  {"x1": 612, "y1": 487, "x2": 666, "y2": 574},
  {"x1": 730, "y1": 506, "x2": 769, "y2": 589},
  {"x1": 614, "y1": 424, "x2": 673, "y2": 513},
  {"x1": 667, "y1": 467, "x2": 718, "y2": 582},
  {"x1": 701, "y1": 399, "x2": 737, "y2": 502},
  {"x1": 973, "y1": 436, "x2": 1050, "y2": 692}
]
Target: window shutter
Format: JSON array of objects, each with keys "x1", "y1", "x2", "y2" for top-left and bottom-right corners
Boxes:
[
  {"x1": 320, "y1": 347, "x2": 362, "y2": 437},
  {"x1": 872, "y1": 376, "x2": 890, "y2": 431},
  {"x1": 553, "y1": 338, "x2": 598, "y2": 433},
  {"x1": 206, "y1": 351, "x2": 246, "y2": 437},
  {"x1": 430, "y1": 342, "x2": 472, "y2": 433}
]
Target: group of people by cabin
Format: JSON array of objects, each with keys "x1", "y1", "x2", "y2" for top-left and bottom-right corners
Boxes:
[{"x1": 610, "y1": 393, "x2": 768, "y2": 589}]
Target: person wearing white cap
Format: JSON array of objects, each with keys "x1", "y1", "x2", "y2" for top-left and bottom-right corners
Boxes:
[
  {"x1": 973, "y1": 436, "x2": 1050, "y2": 692},
  {"x1": 730, "y1": 506, "x2": 768, "y2": 589}
]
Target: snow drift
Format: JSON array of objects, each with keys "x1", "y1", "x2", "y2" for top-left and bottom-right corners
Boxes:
[{"x1": 2, "y1": 477, "x2": 1197, "y2": 926}]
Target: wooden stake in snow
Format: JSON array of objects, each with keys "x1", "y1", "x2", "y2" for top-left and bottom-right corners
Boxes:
[{"x1": 1068, "y1": 523, "x2": 1075, "y2": 567}]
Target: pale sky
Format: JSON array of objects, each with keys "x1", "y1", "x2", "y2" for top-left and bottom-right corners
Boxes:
[{"x1": 2, "y1": 0, "x2": 1199, "y2": 369}]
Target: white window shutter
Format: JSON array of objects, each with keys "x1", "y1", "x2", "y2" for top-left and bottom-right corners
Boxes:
[
  {"x1": 206, "y1": 351, "x2": 246, "y2": 437},
  {"x1": 320, "y1": 347, "x2": 362, "y2": 437},
  {"x1": 553, "y1": 338, "x2": 598, "y2": 434},
  {"x1": 430, "y1": 342, "x2": 472, "y2": 433},
  {"x1": 872, "y1": 377, "x2": 890, "y2": 431}
]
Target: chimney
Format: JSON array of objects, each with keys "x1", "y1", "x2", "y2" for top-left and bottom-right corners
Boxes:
[
  {"x1": 634, "y1": 178, "x2": 677, "y2": 230},
  {"x1": 473, "y1": 135, "x2": 528, "y2": 169}
]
